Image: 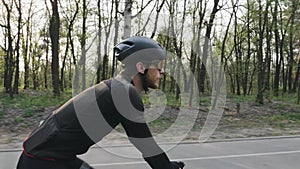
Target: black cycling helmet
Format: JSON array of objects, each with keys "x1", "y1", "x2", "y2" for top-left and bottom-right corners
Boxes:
[
  {"x1": 114, "y1": 36, "x2": 166, "y2": 65},
  {"x1": 114, "y1": 36, "x2": 166, "y2": 92}
]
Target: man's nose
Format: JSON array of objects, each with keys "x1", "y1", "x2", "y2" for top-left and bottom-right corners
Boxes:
[{"x1": 159, "y1": 68, "x2": 165, "y2": 75}]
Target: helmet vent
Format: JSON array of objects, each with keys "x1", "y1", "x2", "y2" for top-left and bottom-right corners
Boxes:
[{"x1": 123, "y1": 41, "x2": 134, "y2": 46}]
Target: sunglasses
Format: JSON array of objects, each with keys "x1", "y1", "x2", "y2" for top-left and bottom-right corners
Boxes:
[{"x1": 145, "y1": 60, "x2": 164, "y2": 72}]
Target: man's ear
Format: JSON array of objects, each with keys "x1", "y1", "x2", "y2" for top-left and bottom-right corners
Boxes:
[{"x1": 136, "y1": 62, "x2": 145, "y2": 74}]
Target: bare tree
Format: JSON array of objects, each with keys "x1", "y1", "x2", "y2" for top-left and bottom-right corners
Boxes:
[
  {"x1": 264, "y1": 5, "x2": 273, "y2": 92},
  {"x1": 49, "y1": 0, "x2": 60, "y2": 96},
  {"x1": 256, "y1": 0, "x2": 269, "y2": 104},
  {"x1": 171, "y1": 0, "x2": 188, "y2": 99},
  {"x1": 198, "y1": 0, "x2": 221, "y2": 93},
  {"x1": 60, "y1": 0, "x2": 79, "y2": 91},
  {"x1": 80, "y1": 0, "x2": 87, "y2": 90},
  {"x1": 242, "y1": 0, "x2": 253, "y2": 96},
  {"x1": 112, "y1": 0, "x2": 120, "y2": 77},
  {"x1": 150, "y1": 0, "x2": 166, "y2": 38},
  {"x1": 273, "y1": 0, "x2": 280, "y2": 96},
  {"x1": 188, "y1": 0, "x2": 203, "y2": 106},
  {"x1": 2, "y1": 0, "x2": 14, "y2": 97},
  {"x1": 294, "y1": 54, "x2": 300, "y2": 94},
  {"x1": 96, "y1": 0, "x2": 102, "y2": 83},
  {"x1": 22, "y1": 0, "x2": 34, "y2": 90},
  {"x1": 123, "y1": 0, "x2": 153, "y2": 38},
  {"x1": 32, "y1": 42, "x2": 42, "y2": 90},
  {"x1": 298, "y1": 75, "x2": 300, "y2": 104},
  {"x1": 191, "y1": 0, "x2": 207, "y2": 99},
  {"x1": 13, "y1": 0, "x2": 22, "y2": 94},
  {"x1": 279, "y1": 3, "x2": 291, "y2": 93},
  {"x1": 102, "y1": 1, "x2": 114, "y2": 80},
  {"x1": 288, "y1": 0, "x2": 298, "y2": 93},
  {"x1": 123, "y1": 0, "x2": 133, "y2": 38},
  {"x1": 234, "y1": 1, "x2": 241, "y2": 95}
]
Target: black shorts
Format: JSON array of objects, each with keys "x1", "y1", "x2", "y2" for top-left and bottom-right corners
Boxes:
[{"x1": 16, "y1": 152, "x2": 91, "y2": 169}]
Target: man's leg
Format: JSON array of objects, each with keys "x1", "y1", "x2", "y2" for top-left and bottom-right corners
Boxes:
[
  {"x1": 66, "y1": 157, "x2": 94, "y2": 169},
  {"x1": 79, "y1": 161, "x2": 94, "y2": 169},
  {"x1": 16, "y1": 152, "x2": 59, "y2": 169},
  {"x1": 17, "y1": 151, "x2": 94, "y2": 169}
]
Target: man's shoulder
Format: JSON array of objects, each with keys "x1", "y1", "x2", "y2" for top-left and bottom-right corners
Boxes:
[
  {"x1": 97, "y1": 77, "x2": 142, "y2": 101},
  {"x1": 94, "y1": 79, "x2": 112, "y2": 96}
]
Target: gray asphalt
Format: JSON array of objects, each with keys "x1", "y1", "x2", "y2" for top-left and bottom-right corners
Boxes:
[{"x1": 1, "y1": 136, "x2": 300, "y2": 169}]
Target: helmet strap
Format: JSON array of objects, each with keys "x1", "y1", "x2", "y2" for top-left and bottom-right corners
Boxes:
[
  {"x1": 130, "y1": 69, "x2": 149, "y2": 93},
  {"x1": 140, "y1": 69, "x2": 149, "y2": 94}
]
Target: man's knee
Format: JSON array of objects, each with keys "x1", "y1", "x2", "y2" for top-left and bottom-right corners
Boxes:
[{"x1": 79, "y1": 161, "x2": 94, "y2": 169}]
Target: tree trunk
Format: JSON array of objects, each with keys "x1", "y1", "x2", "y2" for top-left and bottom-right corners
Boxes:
[
  {"x1": 61, "y1": 0, "x2": 79, "y2": 90},
  {"x1": 256, "y1": 12, "x2": 263, "y2": 103},
  {"x1": 150, "y1": 0, "x2": 166, "y2": 38},
  {"x1": 195, "y1": 0, "x2": 206, "y2": 97},
  {"x1": 248, "y1": 56, "x2": 256, "y2": 95},
  {"x1": 256, "y1": 0, "x2": 267, "y2": 104},
  {"x1": 96, "y1": 0, "x2": 102, "y2": 83},
  {"x1": 234, "y1": 6, "x2": 241, "y2": 95},
  {"x1": 298, "y1": 78, "x2": 300, "y2": 104},
  {"x1": 264, "y1": 14, "x2": 272, "y2": 91},
  {"x1": 123, "y1": 0, "x2": 132, "y2": 39},
  {"x1": 298, "y1": 59, "x2": 300, "y2": 104},
  {"x1": 32, "y1": 43, "x2": 38, "y2": 90},
  {"x1": 80, "y1": 0, "x2": 87, "y2": 90},
  {"x1": 102, "y1": 1, "x2": 114, "y2": 80},
  {"x1": 170, "y1": 0, "x2": 188, "y2": 100},
  {"x1": 13, "y1": 0, "x2": 22, "y2": 94},
  {"x1": 294, "y1": 57, "x2": 300, "y2": 93},
  {"x1": 160, "y1": 30, "x2": 172, "y2": 92},
  {"x1": 2, "y1": 1, "x2": 14, "y2": 98},
  {"x1": 44, "y1": 38, "x2": 50, "y2": 89},
  {"x1": 60, "y1": 40, "x2": 69, "y2": 91},
  {"x1": 288, "y1": 0, "x2": 297, "y2": 93},
  {"x1": 168, "y1": 1, "x2": 176, "y2": 94},
  {"x1": 243, "y1": 0, "x2": 252, "y2": 96},
  {"x1": 273, "y1": 0, "x2": 280, "y2": 96},
  {"x1": 112, "y1": 0, "x2": 120, "y2": 77},
  {"x1": 198, "y1": 0, "x2": 220, "y2": 93},
  {"x1": 188, "y1": 0, "x2": 201, "y2": 106},
  {"x1": 22, "y1": 1, "x2": 33, "y2": 90},
  {"x1": 279, "y1": 4, "x2": 290, "y2": 94},
  {"x1": 49, "y1": 0, "x2": 60, "y2": 96}
]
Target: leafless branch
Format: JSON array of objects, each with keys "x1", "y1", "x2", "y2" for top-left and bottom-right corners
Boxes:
[
  {"x1": 0, "y1": 23, "x2": 8, "y2": 28},
  {"x1": 132, "y1": 0, "x2": 154, "y2": 18}
]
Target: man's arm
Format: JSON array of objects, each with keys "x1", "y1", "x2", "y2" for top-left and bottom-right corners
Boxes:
[
  {"x1": 121, "y1": 120, "x2": 174, "y2": 169},
  {"x1": 117, "y1": 84, "x2": 183, "y2": 168}
]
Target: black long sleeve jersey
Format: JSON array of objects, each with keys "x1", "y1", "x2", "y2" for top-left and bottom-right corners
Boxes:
[{"x1": 23, "y1": 76, "x2": 174, "y2": 169}]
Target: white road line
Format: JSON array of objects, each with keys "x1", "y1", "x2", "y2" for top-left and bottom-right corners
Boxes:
[
  {"x1": 91, "y1": 150, "x2": 300, "y2": 167},
  {"x1": 91, "y1": 161, "x2": 146, "y2": 167},
  {"x1": 173, "y1": 150, "x2": 300, "y2": 161}
]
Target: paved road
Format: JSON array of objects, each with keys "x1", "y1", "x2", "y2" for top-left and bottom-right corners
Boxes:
[{"x1": 1, "y1": 136, "x2": 300, "y2": 169}]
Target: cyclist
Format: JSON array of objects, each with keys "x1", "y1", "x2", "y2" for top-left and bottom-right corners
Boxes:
[{"x1": 16, "y1": 36, "x2": 185, "y2": 169}]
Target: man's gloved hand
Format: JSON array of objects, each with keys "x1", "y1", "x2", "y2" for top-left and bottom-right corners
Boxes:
[{"x1": 171, "y1": 161, "x2": 185, "y2": 169}]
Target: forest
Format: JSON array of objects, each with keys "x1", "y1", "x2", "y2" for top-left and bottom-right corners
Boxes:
[{"x1": 0, "y1": 0, "x2": 300, "y2": 105}]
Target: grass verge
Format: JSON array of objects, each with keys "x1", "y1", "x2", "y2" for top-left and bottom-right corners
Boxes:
[{"x1": 0, "y1": 89, "x2": 72, "y2": 118}]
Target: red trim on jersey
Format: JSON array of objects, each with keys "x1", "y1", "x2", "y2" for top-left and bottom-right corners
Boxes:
[{"x1": 22, "y1": 135, "x2": 56, "y2": 161}]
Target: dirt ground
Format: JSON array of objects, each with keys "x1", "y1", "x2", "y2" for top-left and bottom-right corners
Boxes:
[{"x1": 1, "y1": 99, "x2": 300, "y2": 149}]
